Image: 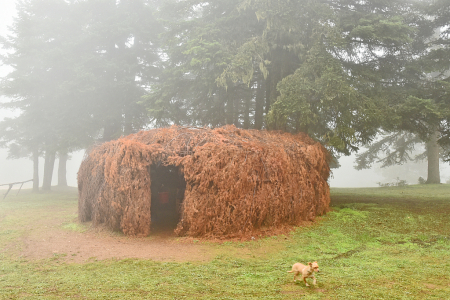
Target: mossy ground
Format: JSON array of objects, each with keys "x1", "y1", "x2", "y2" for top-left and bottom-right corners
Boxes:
[{"x1": 0, "y1": 185, "x2": 449, "y2": 299}]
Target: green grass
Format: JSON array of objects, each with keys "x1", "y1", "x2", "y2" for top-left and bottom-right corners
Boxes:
[{"x1": 1, "y1": 185, "x2": 450, "y2": 299}]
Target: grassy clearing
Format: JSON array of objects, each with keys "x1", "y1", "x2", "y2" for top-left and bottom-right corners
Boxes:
[
  {"x1": 1, "y1": 185, "x2": 449, "y2": 299},
  {"x1": 0, "y1": 188, "x2": 79, "y2": 248}
]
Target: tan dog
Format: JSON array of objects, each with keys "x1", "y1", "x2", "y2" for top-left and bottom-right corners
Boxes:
[{"x1": 287, "y1": 261, "x2": 320, "y2": 286}]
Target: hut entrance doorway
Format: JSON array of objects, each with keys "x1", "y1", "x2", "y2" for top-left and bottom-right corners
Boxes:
[{"x1": 150, "y1": 164, "x2": 186, "y2": 233}]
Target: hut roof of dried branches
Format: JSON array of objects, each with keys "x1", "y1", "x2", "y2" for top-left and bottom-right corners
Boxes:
[{"x1": 78, "y1": 125, "x2": 331, "y2": 238}]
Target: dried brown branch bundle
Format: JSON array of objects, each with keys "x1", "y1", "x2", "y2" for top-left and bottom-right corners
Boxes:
[{"x1": 78, "y1": 125, "x2": 330, "y2": 238}]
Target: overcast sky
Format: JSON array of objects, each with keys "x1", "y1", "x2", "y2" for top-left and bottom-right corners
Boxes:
[
  {"x1": 0, "y1": 0, "x2": 15, "y2": 35},
  {"x1": 0, "y1": 0, "x2": 448, "y2": 190}
]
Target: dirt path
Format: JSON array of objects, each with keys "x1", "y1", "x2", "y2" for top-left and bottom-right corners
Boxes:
[
  {"x1": 2, "y1": 190, "x2": 281, "y2": 264},
  {"x1": 19, "y1": 225, "x2": 215, "y2": 264},
  {"x1": 4, "y1": 198, "x2": 216, "y2": 264}
]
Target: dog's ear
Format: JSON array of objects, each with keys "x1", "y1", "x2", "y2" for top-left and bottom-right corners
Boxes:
[{"x1": 308, "y1": 262, "x2": 312, "y2": 266}]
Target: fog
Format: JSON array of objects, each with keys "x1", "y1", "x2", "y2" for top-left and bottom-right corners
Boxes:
[
  {"x1": 3, "y1": 130, "x2": 449, "y2": 190},
  {"x1": 0, "y1": 0, "x2": 76, "y2": 190},
  {"x1": 331, "y1": 152, "x2": 450, "y2": 187},
  {"x1": 1, "y1": 0, "x2": 449, "y2": 191},
  {"x1": 0, "y1": 147, "x2": 84, "y2": 190}
]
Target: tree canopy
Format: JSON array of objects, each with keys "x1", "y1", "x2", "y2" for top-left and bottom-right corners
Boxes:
[
  {"x1": 353, "y1": 0, "x2": 450, "y2": 183},
  {"x1": 144, "y1": 0, "x2": 433, "y2": 157},
  {"x1": 1, "y1": 0, "x2": 449, "y2": 187},
  {"x1": 0, "y1": 0, "x2": 162, "y2": 190}
]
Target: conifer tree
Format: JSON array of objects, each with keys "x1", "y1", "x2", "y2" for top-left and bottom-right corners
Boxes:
[
  {"x1": 149, "y1": 0, "x2": 420, "y2": 157},
  {"x1": 0, "y1": 0, "x2": 162, "y2": 190},
  {"x1": 355, "y1": 0, "x2": 450, "y2": 183}
]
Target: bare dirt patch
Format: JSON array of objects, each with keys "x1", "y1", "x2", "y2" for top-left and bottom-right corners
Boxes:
[
  {"x1": 4, "y1": 199, "x2": 215, "y2": 264},
  {"x1": 2, "y1": 189, "x2": 298, "y2": 264},
  {"x1": 424, "y1": 283, "x2": 439, "y2": 289},
  {"x1": 18, "y1": 225, "x2": 215, "y2": 263}
]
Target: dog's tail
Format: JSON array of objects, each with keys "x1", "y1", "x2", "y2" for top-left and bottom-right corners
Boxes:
[{"x1": 287, "y1": 270, "x2": 293, "y2": 273}]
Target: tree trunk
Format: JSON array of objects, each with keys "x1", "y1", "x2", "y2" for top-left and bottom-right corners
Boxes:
[
  {"x1": 426, "y1": 129, "x2": 440, "y2": 184},
  {"x1": 124, "y1": 110, "x2": 134, "y2": 136},
  {"x1": 57, "y1": 151, "x2": 68, "y2": 187},
  {"x1": 214, "y1": 89, "x2": 227, "y2": 126},
  {"x1": 265, "y1": 66, "x2": 279, "y2": 116},
  {"x1": 32, "y1": 148, "x2": 39, "y2": 193},
  {"x1": 42, "y1": 149, "x2": 56, "y2": 191},
  {"x1": 243, "y1": 87, "x2": 251, "y2": 129},
  {"x1": 254, "y1": 79, "x2": 265, "y2": 130},
  {"x1": 225, "y1": 91, "x2": 235, "y2": 125},
  {"x1": 265, "y1": 47, "x2": 295, "y2": 117},
  {"x1": 103, "y1": 120, "x2": 121, "y2": 141}
]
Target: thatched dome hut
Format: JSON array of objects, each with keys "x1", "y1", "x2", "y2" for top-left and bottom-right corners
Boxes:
[{"x1": 78, "y1": 125, "x2": 330, "y2": 238}]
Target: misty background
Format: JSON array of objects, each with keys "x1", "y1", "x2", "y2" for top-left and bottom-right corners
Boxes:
[{"x1": 1, "y1": 0, "x2": 449, "y2": 190}]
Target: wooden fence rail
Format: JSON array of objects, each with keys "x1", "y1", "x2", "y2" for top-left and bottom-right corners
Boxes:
[{"x1": 0, "y1": 179, "x2": 33, "y2": 199}]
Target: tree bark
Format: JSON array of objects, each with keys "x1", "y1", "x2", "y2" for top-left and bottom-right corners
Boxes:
[
  {"x1": 102, "y1": 119, "x2": 121, "y2": 141},
  {"x1": 32, "y1": 148, "x2": 39, "y2": 193},
  {"x1": 265, "y1": 47, "x2": 296, "y2": 117},
  {"x1": 243, "y1": 87, "x2": 251, "y2": 129},
  {"x1": 225, "y1": 91, "x2": 235, "y2": 125},
  {"x1": 254, "y1": 79, "x2": 265, "y2": 130},
  {"x1": 426, "y1": 129, "x2": 440, "y2": 184},
  {"x1": 265, "y1": 65, "x2": 279, "y2": 116},
  {"x1": 42, "y1": 149, "x2": 56, "y2": 191},
  {"x1": 57, "y1": 151, "x2": 68, "y2": 187}
]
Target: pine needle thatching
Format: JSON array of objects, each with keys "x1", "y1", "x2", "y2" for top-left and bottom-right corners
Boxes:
[{"x1": 78, "y1": 125, "x2": 330, "y2": 238}]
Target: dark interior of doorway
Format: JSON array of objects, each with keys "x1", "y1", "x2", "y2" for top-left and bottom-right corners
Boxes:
[{"x1": 150, "y1": 164, "x2": 186, "y2": 234}]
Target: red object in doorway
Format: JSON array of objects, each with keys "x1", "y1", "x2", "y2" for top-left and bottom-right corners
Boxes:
[{"x1": 158, "y1": 192, "x2": 169, "y2": 204}]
